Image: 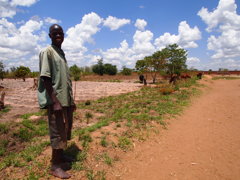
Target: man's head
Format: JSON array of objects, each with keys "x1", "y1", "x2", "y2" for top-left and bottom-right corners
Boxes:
[{"x1": 49, "y1": 24, "x2": 64, "y2": 48}]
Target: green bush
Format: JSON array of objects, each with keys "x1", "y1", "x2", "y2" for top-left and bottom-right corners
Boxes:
[{"x1": 121, "y1": 66, "x2": 132, "y2": 76}]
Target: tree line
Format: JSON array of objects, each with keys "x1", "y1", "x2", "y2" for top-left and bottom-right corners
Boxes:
[{"x1": 0, "y1": 44, "x2": 189, "y2": 82}]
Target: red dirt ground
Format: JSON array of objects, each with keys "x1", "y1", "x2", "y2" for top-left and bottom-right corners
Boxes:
[
  {"x1": 108, "y1": 78, "x2": 240, "y2": 180},
  {"x1": 0, "y1": 78, "x2": 142, "y2": 122},
  {"x1": 1, "y1": 76, "x2": 240, "y2": 180}
]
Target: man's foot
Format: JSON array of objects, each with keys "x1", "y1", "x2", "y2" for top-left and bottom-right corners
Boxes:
[
  {"x1": 50, "y1": 165, "x2": 71, "y2": 179},
  {"x1": 60, "y1": 162, "x2": 71, "y2": 171}
]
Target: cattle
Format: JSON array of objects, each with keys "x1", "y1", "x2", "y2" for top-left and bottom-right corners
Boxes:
[
  {"x1": 0, "y1": 91, "x2": 5, "y2": 110},
  {"x1": 139, "y1": 74, "x2": 147, "y2": 85},
  {"x1": 180, "y1": 73, "x2": 191, "y2": 79},
  {"x1": 169, "y1": 74, "x2": 178, "y2": 85},
  {"x1": 197, "y1": 72, "x2": 203, "y2": 79}
]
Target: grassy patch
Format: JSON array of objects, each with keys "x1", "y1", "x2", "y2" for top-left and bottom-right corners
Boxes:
[
  {"x1": 0, "y1": 123, "x2": 9, "y2": 134},
  {"x1": 0, "y1": 77, "x2": 201, "y2": 179},
  {"x1": 212, "y1": 76, "x2": 240, "y2": 80},
  {"x1": 0, "y1": 105, "x2": 11, "y2": 116}
]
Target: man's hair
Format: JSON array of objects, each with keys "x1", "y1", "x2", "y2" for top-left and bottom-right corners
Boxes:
[{"x1": 49, "y1": 24, "x2": 63, "y2": 33}]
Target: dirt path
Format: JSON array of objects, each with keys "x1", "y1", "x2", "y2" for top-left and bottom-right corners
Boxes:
[{"x1": 111, "y1": 79, "x2": 240, "y2": 180}]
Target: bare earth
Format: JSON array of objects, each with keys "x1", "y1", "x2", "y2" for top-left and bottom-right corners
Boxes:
[
  {"x1": 110, "y1": 79, "x2": 240, "y2": 180},
  {"x1": 1, "y1": 77, "x2": 240, "y2": 180},
  {"x1": 0, "y1": 78, "x2": 141, "y2": 122}
]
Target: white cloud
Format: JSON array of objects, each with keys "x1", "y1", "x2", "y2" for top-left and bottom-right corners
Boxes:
[
  {"x1": 154, "y1": 33, "x2": 179, "y2": 50},
  {"x1": 135, "y1": 19, "x2": 147, "y2": 31},
  {"x1": 178, "y1": 21, "x2": 201, "y2": 48},
  {"x1": 10, "y1": 0, "x2": 38, "y2": 7},
  {"x1": 63, "y1": 12, "x2": 103, "y2": 62},
  {"x1": 132, "y1": 30, "x2": 155, "y2": 54},
  {"x1": 139, "y1": 5, "x2": 145, "y2": 9},
  {"x1": 187, "y1": 57, "x2": 200, "y2": 63},
  {"x1": 208, "y1": 58, "x2": 240, "y2": 70},
  {"x1": 198, "y1": 0, "x2": 238, "y2": 32},
  {"x1": 198, "y1": 0, "x2": 240, "y2": 60},
  {"x1": 44, "y1": 17, "x2": 61, "y2": 24},
  {"x1": 154, "y1": 21, "x2": 201, "y2": 50},
  {"x1": 187, "y1": 57, "x2": 201, "y2": 69},
  {"x1": 100, "y1": 30, "x2": 156, "y2": 68},
  {"x1": 0, "y1": 18, "x2": 48, "y2": 70},
  {"x1": 103, "y1": 16, "x2": 130, "y2": 31},
  {"x1": 0, "y1": 0, "x2": 38, "y2": 18}
]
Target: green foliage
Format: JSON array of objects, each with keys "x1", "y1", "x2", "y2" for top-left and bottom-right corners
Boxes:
[
  {"x1": 69, "y1": 64, "x2": 82, "y2": 81},
  {"x1": 92, "y1": 59, "x2": 117, "y2": 75},
  {"x1": 121, "y1": 66, "x2": 132, "y2": 75},
  {"x1": 163, "y1": 44, "x2": 187, "y2": 76},
  {"x1": 0, "y1": 139, "x2": 8, "y2": 156},
  {"x1": 0, "y1": 123, "x2": 9, "y2": 134},
  {"x1": 92, "y1": 59, "x2": 104, "y2": 76},
  {"x1": 100, "y1": 136, "x2": 108, "y2": 147},
  {"x1": 212, "y1": 76, "x2": 240, "y2": 80},
  {"x1": 85, "y1": 112, "x2": 93, "y2": 124},
  {"x1": 118, "y1": 136, "x2": 132, "y2": 150},
  {"x1": 78, "y1": 131, "x2": 93, "y2": 148},
  {"x1": 13, "y1": 127, "x2": 33, "y2": 142},
  {"x1": 0, "y1": 61, "x2": 5, "y2": 80},
  {"x1": 30, "y1": 71, "x2": 39, "y2": 78},
  {"x1": 103, "y1": 63, "x2": 117, "y2": 75},
  {"x1": 15, "y1": 66, "x2": 31, "y2": 81},
  {"x1": 135, "y1": 44, "x2": 187, "y2": 83},
  {"x1": 135, "y1": 59, "x2": 148, "y2": 73}
]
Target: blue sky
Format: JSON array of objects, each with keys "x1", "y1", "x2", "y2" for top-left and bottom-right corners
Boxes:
[{"x1": 0, "y1": 0, "x2": 240, "y2": 71}]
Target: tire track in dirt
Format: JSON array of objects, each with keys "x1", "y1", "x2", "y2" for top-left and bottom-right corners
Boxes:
[{"x1": 111, "y1": 79, "x2": 240, "y2": 180}]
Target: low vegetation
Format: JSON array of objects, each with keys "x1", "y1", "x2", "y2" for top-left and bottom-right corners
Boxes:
[
  {"x1": 0, "y1": 76, "x2": 202, "y2": 179},
  {"x1": 212, "y1": 76, "x2": 240, "y2": 80}
]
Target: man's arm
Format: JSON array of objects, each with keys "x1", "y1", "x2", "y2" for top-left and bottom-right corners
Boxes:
[{"x1": 41, "y1": 76, "x2": 62, "y2": 111}]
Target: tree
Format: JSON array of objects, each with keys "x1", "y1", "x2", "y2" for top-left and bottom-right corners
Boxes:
[
  {"x1": 15, "y1": 66, "x2": 31, "y2": 81},
  {"x1": 92, "y1": 59, "x2": 104, "y2": 75},
  {"x1": 69, "y1": 64, "x2": 82, "y2": 81},
  {"x1": 121, "y1": 66, "x2": 132, "y2": 76},
  {"x1": 162, "y1": 44, "x2": 187, "y2": 77},
  {"x1": 148, "y1": 51, "x2": 167, "y2": 83},
  {"x1": 69, "y1": 64, "x2": 82, "y2": 101},
  {"x1": 103, "y1": 63, "x2": 117, "y2": 75},
  {"x1": 135, "y1": 59, "x2": 148, "y2": 74},
  {"x1": 135, "y1": 51, "x2": 167, "y2": 83},
  {"x1": 0, "y1": 61, "x2": 5, "y2": 80},
  {"x1": 92, "y1": 59, "x2": 117, "y2": 75}
]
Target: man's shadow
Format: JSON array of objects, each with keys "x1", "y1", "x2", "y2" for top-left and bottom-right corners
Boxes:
[{"x1": 63, "y1": 143, "x2": 83, "y2": 170}]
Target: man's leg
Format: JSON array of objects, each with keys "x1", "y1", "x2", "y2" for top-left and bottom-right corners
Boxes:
[
  {"x1": 60, "y1": 107, "x2": 74, "y2": 163},
  {"x1": 48, "y1": 106, "x2": 71, "y2": 179}
]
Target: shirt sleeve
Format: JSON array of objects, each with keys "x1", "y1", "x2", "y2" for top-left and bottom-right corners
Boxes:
[{"x1": 39, "y1": 49, "x2": 51, "y2": 78}]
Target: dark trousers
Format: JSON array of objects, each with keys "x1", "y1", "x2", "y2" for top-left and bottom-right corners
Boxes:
[{"x1": 47, "y1": 106, "x2": 73, "y2": 149}]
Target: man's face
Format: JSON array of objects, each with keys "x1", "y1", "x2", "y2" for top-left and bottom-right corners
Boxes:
[{"x1": 49, "y1": 25, "x2": 64, "y2": 47}]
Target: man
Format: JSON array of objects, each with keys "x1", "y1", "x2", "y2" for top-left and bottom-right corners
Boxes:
[{"x1": 38, "y1": 24, "x2": 75, "y2": 179}]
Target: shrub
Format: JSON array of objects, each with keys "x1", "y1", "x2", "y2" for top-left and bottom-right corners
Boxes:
[
  {"x1": 103, "y1": 64, "x2": 117, "y2": 75},
  {"x1": 159, "y1": 86, "x2": 175, "y2": 95},
  {"x1": 121, "y1": 66, "x2": 132, "y2": 76}
]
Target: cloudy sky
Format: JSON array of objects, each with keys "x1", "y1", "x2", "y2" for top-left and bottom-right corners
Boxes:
[{"x1": 0, "y1": 0, "x2": 240, "y2": 71}]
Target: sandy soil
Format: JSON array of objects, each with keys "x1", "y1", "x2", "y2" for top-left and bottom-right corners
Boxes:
[
  {"x1": 109, "y1": 78, "x2": 240, "y2": 180},
  {"x1": 0, "y1": 78, "x2": 142, "y2": 122}
]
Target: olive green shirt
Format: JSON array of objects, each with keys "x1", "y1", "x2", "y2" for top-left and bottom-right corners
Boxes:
[{"x1": 38, "y1": 45, "x2": 74, "y2": 109}]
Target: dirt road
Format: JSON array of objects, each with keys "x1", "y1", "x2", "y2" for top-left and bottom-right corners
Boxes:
[{"x1": 112, "y1": 79, "x2": 240, "y2": 180}]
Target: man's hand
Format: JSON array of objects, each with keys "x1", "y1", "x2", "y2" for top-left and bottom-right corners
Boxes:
[
  {"x1": 41, "y1": 76, "x2": 63, "y2": 112},
  {"x1": 71, "y1": 103, "x2": 76, "y2": 112}
]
